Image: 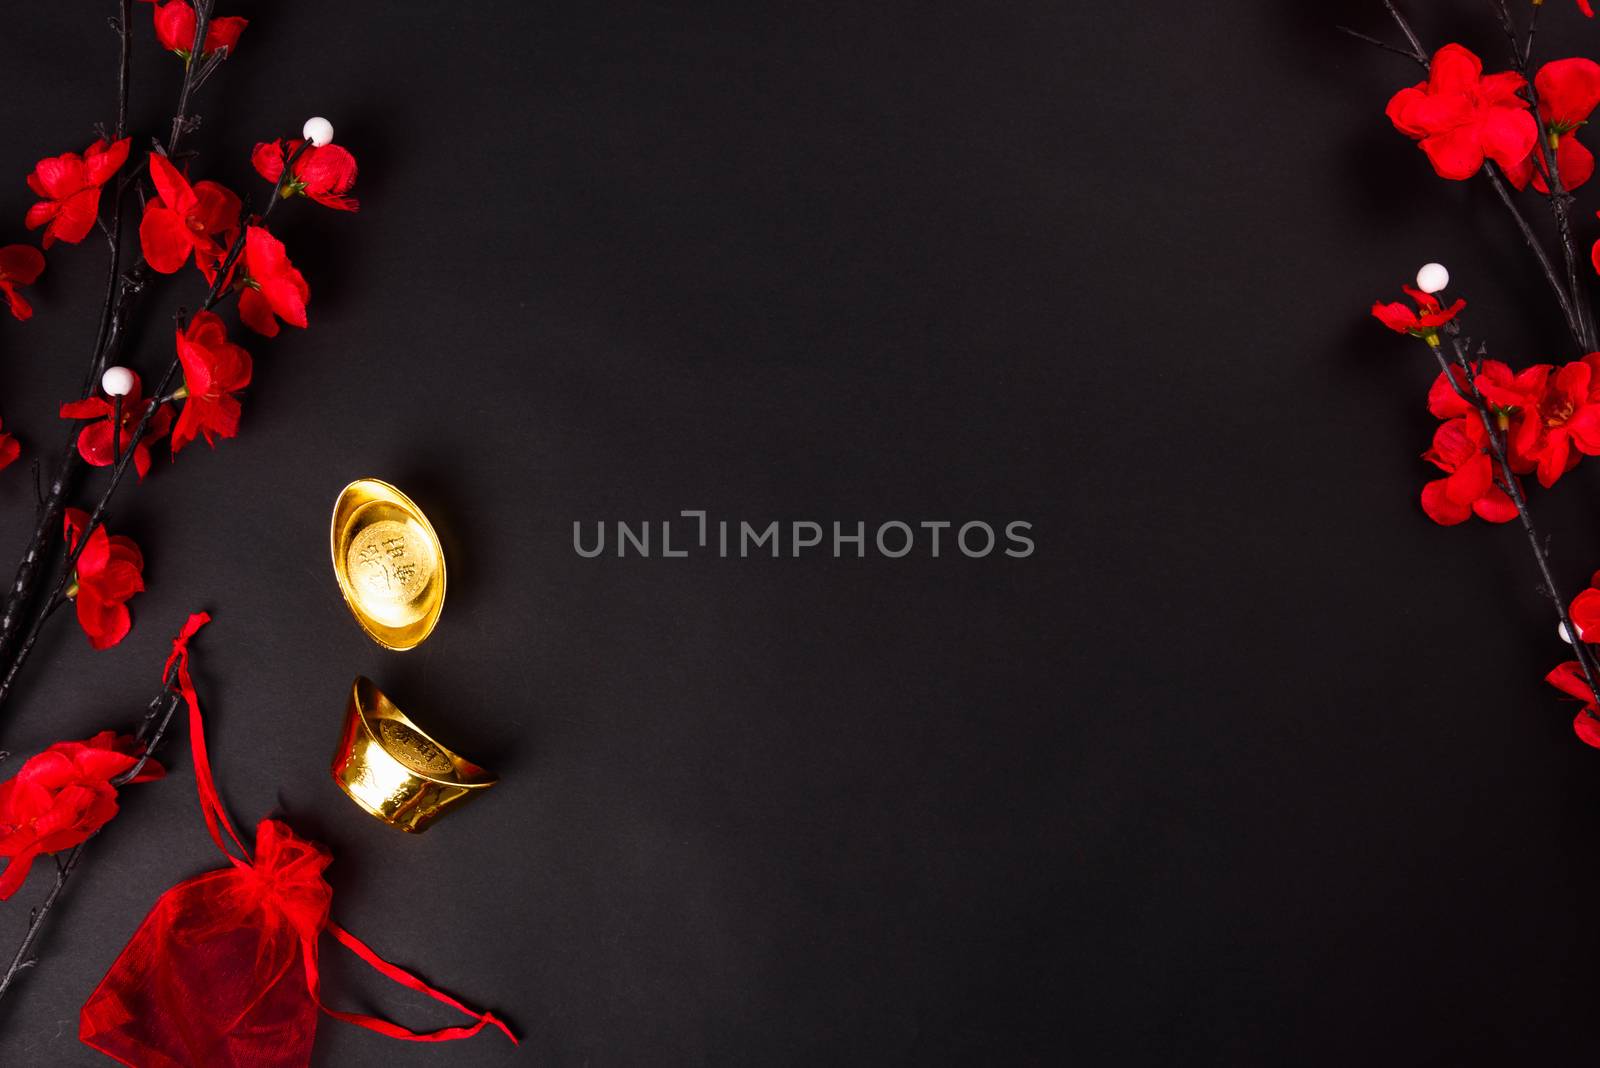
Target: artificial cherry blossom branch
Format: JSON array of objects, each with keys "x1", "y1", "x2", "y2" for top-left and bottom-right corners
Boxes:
[
  {"x1": 0, "y1": 0, "x2": 232, "y2": 693},
  {"x1": 0, "y1": 6, "x2": 143, "y2": 675},
  {"x1": 0, "y1": 665, "x2": 183, "y2": 1003},
  {"x1": 167, "y1": 0, "x2": 215, "y2": 156},
  {"x1": 1491, "y1": 0, "x2": 1600, "y2": 351},
  {"x1": 1365, "y1": 0, "x2": 1593, "y2": 351},
  {"x1": 1432, "y1": 325, "x2": 1600, "y2": 711},
  {"x1": 0, "y1": 143, "x2": 308, "y2": 717}
]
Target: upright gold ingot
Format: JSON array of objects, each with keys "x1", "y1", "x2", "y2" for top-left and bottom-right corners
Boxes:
[
  {"x1": 332, "y1": 677, "x2": 497, "y2": 832},
  {"x1": 330, "y1": 478, "x2": 446, "y2": 650}
]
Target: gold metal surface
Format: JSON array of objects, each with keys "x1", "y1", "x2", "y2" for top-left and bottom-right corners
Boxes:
[
  {"x1": 329, "y1": 478, "x2": 446, "y2": 650},
  {"x1": 331, "y1": 677, "x2": 497, "y2": 833}
]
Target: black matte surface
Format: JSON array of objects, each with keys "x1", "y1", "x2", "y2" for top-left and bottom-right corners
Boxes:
[{"x1": 3, "y1": 1, "x2": 1600, "y2": 1064}]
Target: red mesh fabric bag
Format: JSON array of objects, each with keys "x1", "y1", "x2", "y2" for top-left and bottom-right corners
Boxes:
[
  {"x1": 80, "y1": 819, "x2": 330, "y2": 1066},
  {"x1": 80, "y1": 615, "x2": 515, "y2": 1066}
]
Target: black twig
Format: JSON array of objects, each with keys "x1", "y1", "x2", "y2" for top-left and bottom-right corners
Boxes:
[
  {"x1": 1337, "y1": 25, "x2": 1425, "y2": 66},
  {"x1": 167, "y1": 0, "x2": 214, "y2": 157},
  {"x1": 1482, "y1": 161, "x2": 1584, "y2": 342},
  {"x1": 1382, "y1": 0, "x2": 1428, "y2": 64}
]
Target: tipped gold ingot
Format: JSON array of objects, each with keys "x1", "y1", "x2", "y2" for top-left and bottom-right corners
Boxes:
[
  {"x1": 332, "y1": 677, "x2": 497, "y2": 833},
  {"x1": 330, "y1": 478, "x2": 446, "y2": 651}
]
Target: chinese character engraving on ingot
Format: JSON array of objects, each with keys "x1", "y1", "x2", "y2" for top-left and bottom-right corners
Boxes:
[
  {"x1": 347, "y1": 519, "x2": 434, "y2": 605},
  {"x1": 379, "y1": 719, "x2": 455, "y2": 776}
]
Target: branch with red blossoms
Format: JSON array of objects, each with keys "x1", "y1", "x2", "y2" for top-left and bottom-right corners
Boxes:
[
  {"x1": 1348, "y1": 1, "x2": 1600, "y2": 749},
  {"x1": 0, "y1": 1, "x2": 358, "y2": 724},
  {"x1": 1375, "y1": 281, "x2": 1600, "y2": 702},
  {"x1": 1351, "y1": 2, "x2": 1600, "y2": 350},
  {"x1": 0, "y1": 0, "x2": 229, "y2": 681},
  {"x1": 1490, "y1": 0, "x2": 1600, "y2": 351},
  {"x1": 0, "y1": 657, "x2": 184, "y2": 1003},
  {"x1": 0, "y1": 138, "x2": 322, "y2": 717}
]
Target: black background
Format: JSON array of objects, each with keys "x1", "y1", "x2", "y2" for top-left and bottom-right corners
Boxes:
[{"x1": 2, "y1": 1, "x2": 1600, "y2": 1064}]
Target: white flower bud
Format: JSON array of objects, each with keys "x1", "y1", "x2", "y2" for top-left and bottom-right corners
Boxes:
[
  {"x1": 302, "y1": 117, "x2": 334, "y2": 148},
  {"x1": 1416, "y1": 262, "x2": 1450, "y2": 294},
  {"x1": 101, "y1": 366, "x2": 135, "y2": 398}
]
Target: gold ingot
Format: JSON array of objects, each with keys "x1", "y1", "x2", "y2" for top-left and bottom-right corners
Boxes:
[
  {"x1": 330, "y1": 478, "x2": 446, "y2": 651},
  {"x1": 331, "y1": 677, "x2": 497, "y2": 833}
]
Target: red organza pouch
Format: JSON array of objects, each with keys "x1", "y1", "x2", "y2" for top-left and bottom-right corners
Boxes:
[{"x1": 80, "y1": 615, "x2": 515, "y2": 1067}]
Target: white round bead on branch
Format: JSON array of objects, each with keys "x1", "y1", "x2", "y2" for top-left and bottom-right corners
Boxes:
[
  {"x1": 1415, "y1": 262, "x2": 1450, "y2": 294},
  {"x1": 101, "y1": 366, "x2": 135, "y2": 398},
  {"x1": 302, "y1": 117, "x2": 334, "y2": 147}
]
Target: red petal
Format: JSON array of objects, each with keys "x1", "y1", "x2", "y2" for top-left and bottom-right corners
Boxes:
[
  {"x1": 1, "y1": 284, "x2": 32, "y2": 322},
  {"x1": 76, "y1": 595, "x2": 130, "y2": 651},
  {"x1": 93, "y1": 559, "x2": 144, "y2": 603},
  {"x1": 1387, "y1": 85, "x2": 1431, "y2": 137},
  {"x1": 0, "y1": 245, "x2": 45, "y2": 285},
  {"x1": 1576, "y1": 710, "x2": 1600, "y2": 748},
  {"x1": 1421, "y1": 478, "x2": 1473, "y2": 524},
  {"x1": 76, "y1": 423, "x2": 115, "y2": 467},
  {"x1": 1530, "y1": 136, "x2": 1595, "y2": 194},
  {"x1": 1537, "y1": 431, "x2": 1572, "y2": 487},
  {"x1": 139, "y1": 204, "x2": 193, "y2": 274},
  {"x1": 1479, "y1": 108, "x2": 1539, "y2": 173},
  {"x1": 1430, "y1": 44, "x2": 1485, "y2": 95},
  {"x1": 1504, "y1": 149, "x2": 1534, "y2": 190},
  {"x1": 261, "y1": 277, "x2": 308, "y2": 328},
  {"x1": 1537, "y1": 57, "x2": 1600, "y2": 127},
  {"x1": 299, "y1": 144, "x2": 358, "y2": 196},
  {"x1": 307, "y1": 190, "x2": 359, "y2": 212},
  {"x1": 82, "y1": 138, "x2": 130, "y2": 187},
  {"x1": 75, "y1": 523, "x2": 111, "y2": 577},
  {"x1": 1567, "y1": 405, "x2": 1600, "y2": 454},
  {"x1": 1372, "y1": 300, "x2": 1417, "y2": 333},
  {"x1": 146, "y1": 152, "x2": 195, "y2": 215},
  {"x1": 190, "y1": 181, "x2": 241, "y2": 235},
  {"x1": 1428, "y1": 366, "x2": 1477, "y2": 419},
  {"x1": 251, "y1": 141, "x2": 286, "y2": 182},
  {"x1": 1445, "y1": 450, "x2": 1493, "y2": 503},
  {"x1": 244, "y1": 225, "x2": 290, "y2": 276},
  {"x1": 152, "y1": 0, "x2": 195, "y2": 53},
  {"x1": 62, "y1": 507, "x2": 88, "y2": 551},
  {"x1": 23, "y1": 201, "x2": 56, "y2": 233},
  {"x1": 204, "y1": 15, "x2": 246, "y2": 53},
  {"x1": 1473, "y1": 485, "x2": 1519, "y2": 523},
  {"x1": 48, "y1": 188, "x2": 102, "y2": 245},
  {"x1": 237, "y1": 287, "x2": 279, "y2": 337},
  {"x1": 1399, "y1": 92, "x2": 1476, "y2": 137},
  {"x1": 1479, "y1": 71, "x2": 1530, "y2": 107},
  {"x1": 58, "y1": 398, "x2": 108, "y2": 421},
  {"x1": 30, "y1": 155, "x2": 84, "y2": 201},
  {"x1": 1420, "y1": 126, "x2": 1487, "y2": 181},
  {"x1": 1548, "y1": 660, "x2": 1595, "y2": 701},
  {"x1": 1572, "y1": 588, "x2": 1600, "y2": 640}
]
